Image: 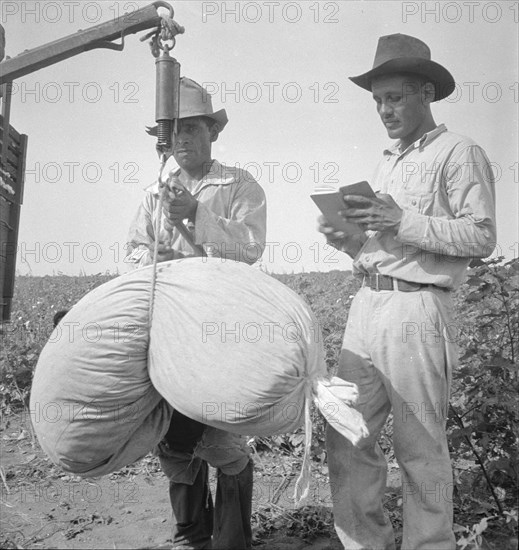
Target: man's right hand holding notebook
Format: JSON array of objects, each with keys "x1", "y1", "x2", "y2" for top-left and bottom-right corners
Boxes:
[{"x1": 340, "y1": 193, "x2": 403, "y2": 234}]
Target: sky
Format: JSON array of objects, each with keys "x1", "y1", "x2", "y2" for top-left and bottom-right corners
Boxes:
[{"x1": 2, "y1": 0, "x2": 518, "y2": 276}]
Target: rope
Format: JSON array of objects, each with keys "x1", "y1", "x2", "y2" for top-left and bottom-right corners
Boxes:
[
  {"x1": 148, "y1": 141, "x2": 205, "y2": 323},
  {"x1": 293, "y1": 380, "x2": 314, "y2": 505},
  {"x1": 148, "y1": 154, "x2": 170, "y2": 323}
]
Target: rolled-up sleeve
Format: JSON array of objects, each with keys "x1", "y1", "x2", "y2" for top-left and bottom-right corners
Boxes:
[{"x1": 396, "y1": 144, "x2": 496, "y2": 258}]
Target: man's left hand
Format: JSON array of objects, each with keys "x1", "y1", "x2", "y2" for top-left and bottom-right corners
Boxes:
[
  {"x1": 163, "y1": 186, "x2": 198, "y2": 228},
  {"x1": 340, "y1": 193, "x2": 403, "y2": 233}
]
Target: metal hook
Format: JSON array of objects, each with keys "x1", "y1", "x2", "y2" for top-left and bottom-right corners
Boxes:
[
  {"x1": 93, "y1": 30, "x2": 126, "y2": 52},
  {"x1": 141, "y1": 2, "x2": 184, "y2": 58},
  {"x1": 152, "y1": 1, "x2": 175, "y2": 19}
]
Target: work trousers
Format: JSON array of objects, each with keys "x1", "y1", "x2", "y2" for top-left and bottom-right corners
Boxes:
[
  {"x1": 327, "y1": 286, "x2": 457, "y2": 550},
  {"x1": 157, "y1": 410, "x2": 252, "y2": 550}
]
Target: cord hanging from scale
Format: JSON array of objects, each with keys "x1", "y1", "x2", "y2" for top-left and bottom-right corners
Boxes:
[{"x1": 141, "y1": 5, "x2": 205, "y2": 323}]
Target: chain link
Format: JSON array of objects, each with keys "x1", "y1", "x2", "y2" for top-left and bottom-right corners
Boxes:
[{"x1": 140, "y1": 3, "x2": 185, "y2": 58}]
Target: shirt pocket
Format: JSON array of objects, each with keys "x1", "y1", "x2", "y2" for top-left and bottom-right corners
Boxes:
[{"x1": 400, "y1": 192, "x2": 435, "y2": 215}]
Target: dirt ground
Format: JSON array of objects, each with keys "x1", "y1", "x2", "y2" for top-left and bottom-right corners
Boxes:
[
  {"x1": 1, "y1": 411, "x2": 357, "y2": 550},
  {"x1": 5, "y1": 415, "x2": 517, "y2": 550}
]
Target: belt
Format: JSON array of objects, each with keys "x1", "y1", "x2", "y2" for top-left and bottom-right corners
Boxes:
[{"x1": 358, "y1": 273, "x2": 439, "y2": 292}]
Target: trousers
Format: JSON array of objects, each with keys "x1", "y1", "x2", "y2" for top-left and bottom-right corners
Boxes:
[
  {"x1": 157, "y1": 410, "x2": 252, "y2": 550},
  {"x1": 326, "y1": 286, "x2": 457, "y2": 550}
]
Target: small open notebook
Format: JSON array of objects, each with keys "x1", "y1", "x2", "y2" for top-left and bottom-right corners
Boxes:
[{"x1": 311, "y1": 181, "x2": 376, "y2": 234}]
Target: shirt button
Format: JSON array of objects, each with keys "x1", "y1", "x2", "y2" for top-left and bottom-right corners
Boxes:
[
  {"x1": 365, "y1": 256, "x2": 371, "y2": 262},
  {"x1": 411, "y1": 199, "x2": 417, "y2": 206}
]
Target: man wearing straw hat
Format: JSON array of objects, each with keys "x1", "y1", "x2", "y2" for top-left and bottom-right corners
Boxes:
[
  {"x1": 127, "y1": 77, "x2": 266, "y2": 549},
  {"x1": 319, "y1": 34, "x2": 496, "y2": 549}
]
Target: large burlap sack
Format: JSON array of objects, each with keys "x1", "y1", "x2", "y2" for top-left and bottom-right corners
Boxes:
[
  {"x1": 29, "y1": 269, "x2": 173, "y2": 477},
  {"x1": 148, "y1": 258, "x2": 327, "y2": 436},
  {"x1": 31, "y1": 258, "x2": 367, "y2": 480}
]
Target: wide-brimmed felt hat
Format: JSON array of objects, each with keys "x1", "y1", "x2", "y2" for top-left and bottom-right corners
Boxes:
[
  {"x1": 147, "y1": 77, "x2": 228, "y2": 135},
  {"x1": 349, "y1": 34, "x2": 455, "y2": 101}
]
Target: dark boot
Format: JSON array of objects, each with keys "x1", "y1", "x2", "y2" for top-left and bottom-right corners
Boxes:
[
  {"x1": 212, "y1": 459, "x2": 253, "y2": 550},
  {"x1": 169, "y1": 461, "x2": 213, "y2": 549}
]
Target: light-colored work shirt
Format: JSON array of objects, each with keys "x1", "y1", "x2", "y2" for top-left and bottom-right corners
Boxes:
[
  {"x1": 126, "y1": 159, "x2": 267, "y2": 266},
  {"x1": 353, "y1": 124, "x2": 497, "y2": 289}
]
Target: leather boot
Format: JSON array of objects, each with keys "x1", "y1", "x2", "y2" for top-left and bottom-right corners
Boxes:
[
  {"x1": 212, "y1": 459, "x2": 253, "y2": 550},
  {"x1": 169, "y1": 460, "x2": 213, "y2": 549}
]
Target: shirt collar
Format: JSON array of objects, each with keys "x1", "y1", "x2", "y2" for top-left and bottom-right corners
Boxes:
[
  {"x1": 146, "y1": 159, "x2": 234, "y2": 195},
  {"x1": 383, "y1": 123, "x2": 447, "y2": 157}
]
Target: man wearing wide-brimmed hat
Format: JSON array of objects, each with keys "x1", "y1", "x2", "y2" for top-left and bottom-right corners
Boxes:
[
  {"x1": 127, "y1": 77, "x2": 266, "y2": 266},
  {"x1": 127, "y1": 77, "x2": 266, "y2": 550},
  {"x1": 319, "y1": 34, "x2": 496, "y2": 549}
]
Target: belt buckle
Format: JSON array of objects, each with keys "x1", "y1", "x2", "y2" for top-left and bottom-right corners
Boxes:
[{"x1": 374, "y1": 273, "x2": 380, "y2": 292}]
